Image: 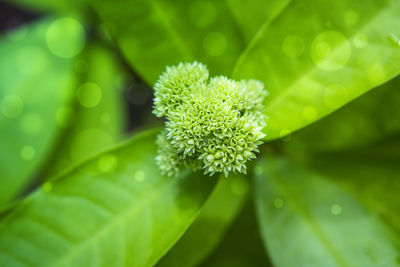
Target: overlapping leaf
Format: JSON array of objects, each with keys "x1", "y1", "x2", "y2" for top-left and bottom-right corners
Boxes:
[
  {"x1": 90, "y1": 0, "x2": 244, "y2": 83},
  {"x1": 255, "y1": 156, "x2": 400, "y2": 267},
  {"x1": 0, "y1": 17, "x2": 84, "y2": 205},
  {"x1": 0, "y1": 129, "x2": 216, "y2": 267}
]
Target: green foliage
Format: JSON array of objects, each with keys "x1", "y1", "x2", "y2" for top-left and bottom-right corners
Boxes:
[
  {"x1": 255, "y1": 156, "x2": 399, "y2": 267},
  {"x1": 0, "y1": 129, "x2": 216, "y2": 266},
  {"x1": 154, "y1": 62, "x2": 267, "y2": 177},
  {"x1": 0, "y1": 17, "x2": 79, "y2": 206},
  {"x1": 2, "y1": 0, "x2": 400, "y2": 266},
  {"x1": 43, "y1": 42, "x2": 126, "y2": 177},
  {"x1": 157, "y1": 175, "x2": 249, "y2": 267}
]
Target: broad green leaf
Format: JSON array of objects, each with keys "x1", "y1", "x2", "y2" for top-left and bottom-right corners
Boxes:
[
  {"x1": 157, "y1": 174, "x2": 249, "y2": 267},
  {"x1": 0, "y1": 17, "x2": 85, "y2": 206},
  {"x1": 201, "y1": 199, "x2": 272, "y2": 267},
  {"x1": 226, "y1": 0, "x2": 290, "y2": 42},
  {"x1": 0, "y1": 129, "x2": 216, "y2": 267},
  {"x1": 301, "y1": 138, "x2": 400, "y2": 234},
  {"x1": 233, "y1": 0, "x2": 400, "y2": 140},
  {"x1": 43, "y1": 42, "x2": 126, "y2": 177},
  {"x1": 255, "y1": 156, "x2": 400, "y2": 267},
  {"x1": 90, "y1": 0, "x2": 244, "y2": 83},
  {"x1": 284, "y1": 75, "x2": 400, "y2": 153}
]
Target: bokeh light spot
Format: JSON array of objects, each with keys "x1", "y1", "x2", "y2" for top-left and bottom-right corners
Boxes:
[
  {"x1": 98, "y1": 154, "x2": 117, "y2": 173},
  {"x1": 352, "y1": 33, "x2": 368, "y2": 48},
  {"x1": 189, "y1": 1, "x2": 216, "y2": 28},
  {"x1": 42, "y1": 182, "x2": 53, "y2": 192},
  {"x1": 100, "y1": 113, "x2": 111, "y2": 124},
  {"x1": 302, "y1": 106, "x2": 317, "y2": 121},
  {"x1": 367, "y1": 64, "x2": 385, "y2": 84},
  {"x1": 263, "y1": 56, "x2": 271, "y2": 64},
  {"x1": 231, "y1": 177, "x2": 249, "y2": 196},
  {"x1": 203, "y1": 32, "x2": 227, "y2": 56},
  {"x1": 46, "y1": 17, "x2": 85, "y2": 58},
  {"x1": 20, "y1": 145, "x2": 35, "y2": 161},
  {"x1": 273, "y1": 198, "x2": 285, "y2": 208},
  {"x1": 1, "y1": 95, "x2": 24, "y2": 118},
  {"x1": 282, "y1": 35, "x2": 305, "y2": 58},
  {"x1": 279, "y1": 129, "x2": 292, "y2": 142},
  {"x1": 311, "y1": 31, "x2": 351, "y2": 71},
  {"x1": 21, "y1": 113, "x2": 43, "y2": 134},
  {"x1": 254, "y1": 165, "x2": 263, "y2": 176},
  {"x1": 56, "y1": 106, "x2": 74, "y2": 127},
  {"x1": 76, "y1": 83, "x2": 102, "y2": 108},
  {"x1": 74, "y1": 59, "x2": 88, "y2": 73},
  {"x1": 330, "y1": 204, "x2": 342, "y2": 215},
  {"x1": 17, "y1": 46, "x2": 48, "y2": 76},
  {"x1": 7, "y1": 26, "x2": 28, "y2": 41},
  {"x1": 344, "y1": 10, "x2": 359, "y2": 26},
  {"x1": 134, "y1": 170, "x2": 146, "y2": 182}
]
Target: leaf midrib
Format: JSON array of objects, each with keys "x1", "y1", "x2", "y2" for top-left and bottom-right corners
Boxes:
[
  {"x1": 47, "y1": 175, "x2": 182, "y2": 267},
  {"x1": 231, "y1": 0, "x2": 294, "y2": 77},
  {"x1": 261, "y1": 167, "x2": 351, "y2": 267},
  {"x1": 248, "y1": 1, "x2": 393, "y2": 112}
]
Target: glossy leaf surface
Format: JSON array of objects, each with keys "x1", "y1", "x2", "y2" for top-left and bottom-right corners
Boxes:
[
  {"x1": 255, "y1": 156, "x2": 400, "y2": 267},
  {"x1": 0, "y1": 17, "x2": 84, "y2": 205},
  {"x1": 0, "y1": 129, "x2": 216, "y2": 267}
]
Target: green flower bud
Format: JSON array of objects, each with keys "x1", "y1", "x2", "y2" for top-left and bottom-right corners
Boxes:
[{"x1": 153, "y1": 62, "x2": 267, "y2": 177}]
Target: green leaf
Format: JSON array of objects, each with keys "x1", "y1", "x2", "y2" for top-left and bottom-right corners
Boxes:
[
  {"x1": 43, "y1": 42, "x2": 126, "y2": 177},
  {"x1": 157, "y1": 174, "x2": 249, "y2": 267},
  {"x1": 226, "y1": 0, "x2": 291, "y2": 43},
  {"x1": 254, "y1": 156, "x2": 400, "y2": 267},
  {"x1": 0, "y1": 129, "x2": 216, "y2": 267},
  {"x1": 201, "y1": 199, "x2": 272, "y2": 267},
  {"x1": 301, "y1": 138, "x2": 400, "y2": 234},
  {"x1": 0, "y1": 17, "x2": 85, "y2": 206},
  {"x1": 284, "y1": 75, "x2": 400, "y2": 153},
  {"x1": 232, "y1": 0, "x2": 400, "y2": 140},
  {"x1": 8, "y1": 0, "x2": 87, "y2": 14},
  {"x1": 90, "y1": 0, "x2": 244, "y2": 84}
]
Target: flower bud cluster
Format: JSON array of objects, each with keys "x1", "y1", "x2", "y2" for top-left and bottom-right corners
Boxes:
[{"x1": 153, "y1": 62, "x2": 267, "y2": 177}]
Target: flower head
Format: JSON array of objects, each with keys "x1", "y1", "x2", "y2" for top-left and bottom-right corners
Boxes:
[{"x1": 153, "y1": 62, "x2": 267, "y2": 177}]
